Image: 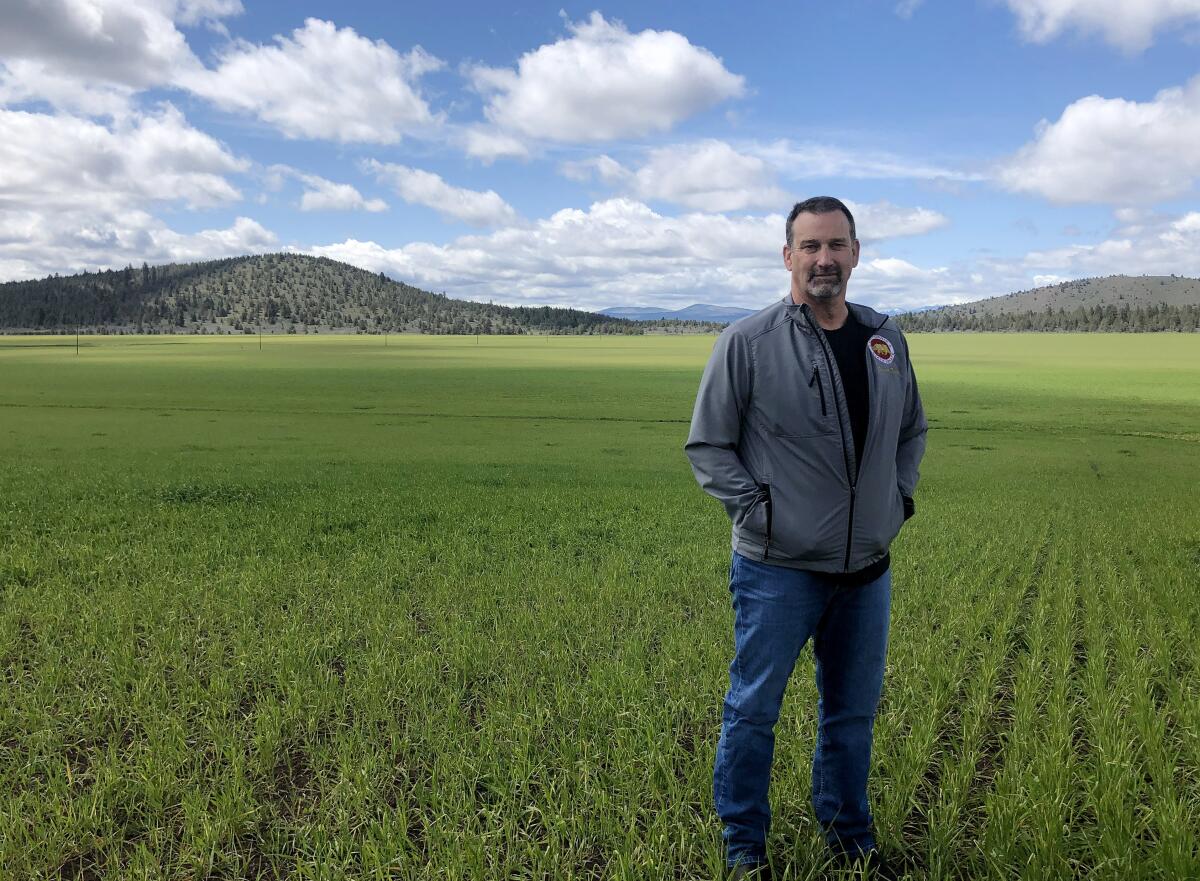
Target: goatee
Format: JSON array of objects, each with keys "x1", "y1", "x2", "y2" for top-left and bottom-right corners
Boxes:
[{"x1": 808, "y1": 274, "x2": 841, "y2": 300}]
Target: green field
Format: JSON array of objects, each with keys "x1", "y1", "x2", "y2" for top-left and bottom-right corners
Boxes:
[{"x1": 1, "y1": 333, "x2": 1198, "y2": 880}]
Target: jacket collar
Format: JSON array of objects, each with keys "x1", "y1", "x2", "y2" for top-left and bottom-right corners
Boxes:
[{"x1": 781, "y1": 294, "x2": 891, "y2": 333}]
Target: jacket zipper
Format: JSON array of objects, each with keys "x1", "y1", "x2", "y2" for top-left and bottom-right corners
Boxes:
[
  {"x1": 802, "y1": 310, "x2": 857, "y2": 572},
  {"x1": 809, "y1": 363, "x2": 827, "y2": 416},
  {"x1": 760, "y1": 483, "x2": 773, "y2": 561}
]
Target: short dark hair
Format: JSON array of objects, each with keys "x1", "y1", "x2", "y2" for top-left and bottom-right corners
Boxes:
[{"x1": 786, "y1": 197, "x2": 856, "y2": 247}]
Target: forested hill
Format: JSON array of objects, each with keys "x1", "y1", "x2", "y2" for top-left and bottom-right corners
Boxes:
[
  {"x1": 897, "y1": 275, "x2": 1200, "y2": 332},
  {"x1": 0, "y1": 254, "x2": 721, "y2": 335}
]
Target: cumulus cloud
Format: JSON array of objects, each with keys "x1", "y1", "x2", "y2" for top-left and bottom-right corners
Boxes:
[
  {"x1": 183, "y1": 18, "x2": 442, "y2": 143},
  {"x1": 851, "y1": 258, "x2": 967, "y2": 311},
  {"x1": 0, "y1": 58, "x2": 135, "y2": 118},
  {"x1": 306, "y1": 198, "x2": 966, "y2": 312},
  {"x1": 752, "y1": 139, "x2": 982, "y2": 183},
  {"x1": 264, "y1": 166, "x2": 387, "y2": 212},
  {"x1": 0, "y1": 211, "x2": 275, "y2": 281},
  {"x1": 997, "y1": 76, "x2": 1200, "y2": 203},
  {"x1": 1003, "y1": 0, "x2": 1200, "y2": 52},
  {"x1": 364, "y1": 160, "x2": 517, "y2": 227},
  {"x1": 561, "y1": 142, "x2": 957, "y2": 226},
  {"x1": 561, "y1": 140, "x2": 787, "y2": 212},
  {"x1": 297, "y1": 176, "x2": 388, "y2": 213},
  {"x1": 1, "y1": 104, "x2": 246, "y2": 210},
  {"x1": 463, "y1": 127, "x2": 531, "y2": 162},
  {"x1": 0, "y1": 0, "x2": 218, "y2": 90},
  {"x1": 308, "y1": 199, "x2": 774, "y2": 310},
  {"x1": 845, "y1": 200, "x2": 949, "y2": 242},
  {"x1": 468, "y1": 12, "x2": 743, "y2": 144},
  {"x1": 1022, "y1": 210, "x2": 1200, "y2": 277},
  {"x1": 0, "y1": 103, "x2": 259, "y2": 280},
  {"x1": 174, "y1": 0, "x2": 243, "y2": 26}
]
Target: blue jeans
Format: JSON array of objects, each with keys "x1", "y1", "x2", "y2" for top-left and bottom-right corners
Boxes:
[{"x1": 715, "y1": 552, "x2": 891, "y2": 866}]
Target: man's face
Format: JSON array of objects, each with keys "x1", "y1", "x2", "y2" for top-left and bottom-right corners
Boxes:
[{"x1": 783, "y1": 211, "x2": 860, "y2": 305}]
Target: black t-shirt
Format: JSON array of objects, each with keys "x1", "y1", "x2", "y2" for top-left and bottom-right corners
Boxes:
[
  {"x1": 823, "y1": 312, "x2": 872, "y2": 467},
  {"x1": 817, "y1": 311, "x2": 890, "y2": 586}
]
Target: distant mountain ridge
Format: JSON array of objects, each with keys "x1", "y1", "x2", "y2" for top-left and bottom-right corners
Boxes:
[
  {"x1": 0, "y1": 254, "x2": 723, "y2": 335},
  {"x1": 897, "y1": 275, "x2": 1200, "y2": 332},
  {"x1": 600, "y1": 304, "x2": 757, "y2": 324}
]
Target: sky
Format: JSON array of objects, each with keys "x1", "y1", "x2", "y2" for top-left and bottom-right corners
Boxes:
[{"x1": 2, "y1": 0, "x2": 1200, "y2": 313}]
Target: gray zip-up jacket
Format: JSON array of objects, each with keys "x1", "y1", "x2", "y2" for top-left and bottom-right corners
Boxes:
[{"x1": 685, "y1": 296, "x2": 927, "y2": 572}]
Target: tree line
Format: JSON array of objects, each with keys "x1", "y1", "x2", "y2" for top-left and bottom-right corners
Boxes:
[{"x1": 897, "y1": 302, "x2": 1200, "y2": 333}]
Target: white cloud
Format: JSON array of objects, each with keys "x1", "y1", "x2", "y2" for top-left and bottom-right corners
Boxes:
[
  {"x1": 0, "y1": 0, "x2": 215, "y2": 90},
  {"x1": 183, "y1": 18, "x2": 442, "y2": 143},
  {"x1": 364, "y1": 160, "x2": 517, "y2": 227},
  {"x1": 751, "y1": 139, "x2": 982, "y2": 183},
  {"x1": 561, "y1": 142, "x2": 957, "y2": 226},
  {"x1": 0, "y1": 211, "x2": 275, "y2": 281},
  {"x1": 297, "y1": 176, "x2": 387, "y2": 213},
  {"x1": 174, "y1": 0, "x2": 243, "y2": 26},
  {"x1": 157, "y1": 215, "x2": 275, "y2": 259},
  {"x1": 0, "y1": 58, "x2": 135, "y2": 118},
  {"x1": 0, "y1": 1, "x2": 247, "y2": 117},
  {"x1": 1033, "y1": 274, "x2": 1068, "y2": 286},
  {"x1": 997, "y1": 76, "x2": 1200, "y2": 203},
  {"x1": 895, "y1": 0, "x2": 925, "y2": 19},
  {"x1": 1003, "y1": 0, "x2": 1200, "y2": 52},
  {"x1": 852, "y1": 258, "x2": 966, "y2": 311},
  {"x1": 561, "y1": 140, "x2": 787, "y2": 212},
  {"x1": 0, "y1": 103, "x2": 257, "y2": 281},
  {"x1": 1022, "y1": 210, "x2": 1200, "y2": 277},
  {"x1": 0, "y1": 105, "x2": 246, "y2": 210},
  {"x1": 309, "y1": 199, "x2": 778, "y2": 309},
  {"x1": 307, "y1": 198, "x2": 965, "y2": 312},
  {"x1": 264, "y1": 166, "x2": 387, "y2": 212},
  {"x1": 845, "y1": 200, "x2": 949, "y2": 242},
  {"x1": 468, "y1": 12, "x2": 743, "y2": 144},
  {"x1": 463, "y1": 127, "x2": 531, "y2": 162}
]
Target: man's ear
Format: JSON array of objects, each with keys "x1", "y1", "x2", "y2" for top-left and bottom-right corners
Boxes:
[
  {"x1": 851, "y1": 239, "x2": 860, "y2": 268},
  {"x1": 783, "y1": 245, "x2": 793, "y2": 269}
]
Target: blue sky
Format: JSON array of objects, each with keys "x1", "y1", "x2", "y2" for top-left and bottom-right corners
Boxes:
[{"x1": 3, "y1": 1, "x2": 1199, "y2": 311}]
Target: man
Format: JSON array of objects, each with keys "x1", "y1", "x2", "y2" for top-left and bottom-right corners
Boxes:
[{"x1": 685, "y1": 197, "x2": 926, "y2": 876}]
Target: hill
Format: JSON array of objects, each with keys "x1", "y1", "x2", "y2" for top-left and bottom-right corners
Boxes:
[
  {"x1": 0, "y1": 254, "x2": 722, "y2": 336},
  {"x1": 600, "y1": 304, "x2": 756, "y2": 324},
  {"x1": 897, "y1": 275, "x2": 1200, "y2": 332}
]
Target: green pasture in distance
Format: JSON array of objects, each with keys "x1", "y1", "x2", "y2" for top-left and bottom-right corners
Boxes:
[{"x1": 1, "y1": 333, "x2": 1197, "y2": 880}]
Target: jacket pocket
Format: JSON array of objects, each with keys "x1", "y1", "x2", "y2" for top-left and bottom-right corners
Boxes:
[
  {"x1": 808, "y1": 363, "x2": 827, "y2": 417},
  {"x1": 759, "y1": 361, "x2": 835, "y2": 438},
  {"x1": 734, "y1": 483, "x2": 774, "y2": 559},
  {"x1": 753, "y1": 433, "x2": 848, "y2": 565},
  {"x1": 759, "y1": 483, "x2": 773, "y2": 560}
]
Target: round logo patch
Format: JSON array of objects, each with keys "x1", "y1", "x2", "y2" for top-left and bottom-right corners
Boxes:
[{"x1": 867, "y1": 335, "x2": 895, "y2": 365}]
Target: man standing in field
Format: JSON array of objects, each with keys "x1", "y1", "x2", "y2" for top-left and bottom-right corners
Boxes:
[{"x1": 685, "y1": 197, "x2": 926, "y2": 877}]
